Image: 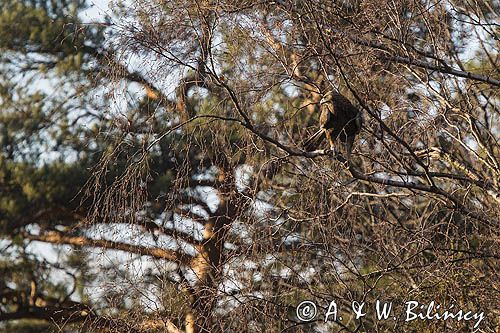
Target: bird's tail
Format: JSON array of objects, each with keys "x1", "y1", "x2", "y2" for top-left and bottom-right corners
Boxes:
[{"x1": 303, "y1": 129, "x2": 325, "y2": 151}]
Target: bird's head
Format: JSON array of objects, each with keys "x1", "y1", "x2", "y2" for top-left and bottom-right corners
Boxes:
[{"x1": 320, "y1": 91, "x2": 334, "y2": 105}]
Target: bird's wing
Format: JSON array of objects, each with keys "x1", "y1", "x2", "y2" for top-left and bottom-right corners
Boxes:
[{"x1": 319, "y1": 103, "x2": 333, "y2": 129}]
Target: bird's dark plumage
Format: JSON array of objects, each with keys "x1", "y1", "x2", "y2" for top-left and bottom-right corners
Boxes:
[{"x1": 304, "y1": 91, "x2": 362, "y2": 158}]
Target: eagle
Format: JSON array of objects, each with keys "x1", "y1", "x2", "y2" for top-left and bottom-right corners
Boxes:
[{"x1": 303, "y1": 91, "x2": 362, "y2": 158}]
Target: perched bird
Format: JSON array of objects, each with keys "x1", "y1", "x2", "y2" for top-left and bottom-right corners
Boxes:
[{"x1": 303, "y1": 91, "x2": 362, "y2": 158}]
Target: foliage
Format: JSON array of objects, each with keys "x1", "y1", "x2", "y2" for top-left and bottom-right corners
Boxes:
[{"x1": 0, "y1": 0, "x2": 498, "y2": 332}]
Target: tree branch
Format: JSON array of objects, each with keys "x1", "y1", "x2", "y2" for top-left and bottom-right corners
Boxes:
[{"x1": 23, "y1": 231, "x2": 193, "y2": 264}]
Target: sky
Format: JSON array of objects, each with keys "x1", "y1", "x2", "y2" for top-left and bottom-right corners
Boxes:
[{"x1": 80, "y1": 0, "x2": 111, "y2": 23}]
